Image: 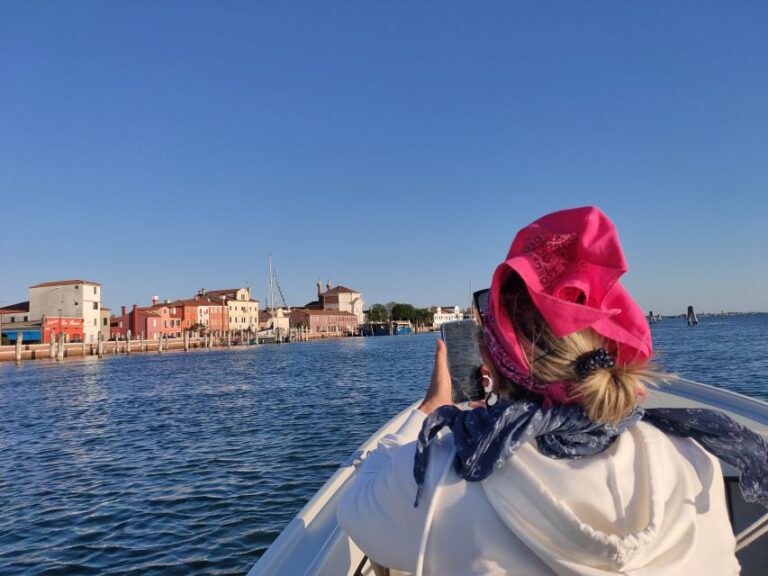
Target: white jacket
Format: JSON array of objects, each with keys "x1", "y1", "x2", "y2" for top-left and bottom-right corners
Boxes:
[{"x1": 337, "y1": 409, "x2": 739, "y2": 575}]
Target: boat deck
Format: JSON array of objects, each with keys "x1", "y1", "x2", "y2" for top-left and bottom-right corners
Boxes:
[{"x1": 249, "y1": 379, "x2": 768, "y2": 575}]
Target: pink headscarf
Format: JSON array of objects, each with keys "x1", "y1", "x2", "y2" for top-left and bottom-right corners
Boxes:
[{"x1": 483, "y1": 206, "x2": 652, "y2": 406}]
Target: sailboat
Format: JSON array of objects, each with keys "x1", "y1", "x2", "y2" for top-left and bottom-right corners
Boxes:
[{"x1": 257, "y1": 255, "x2": 290, "y2": 343}]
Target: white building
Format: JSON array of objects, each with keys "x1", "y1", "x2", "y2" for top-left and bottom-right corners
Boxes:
[
  {"x1": 318, "y1": 282, "x2": 365, "y2": 325},
  {"x1": 29, "y1": 279, "x2": 102, "y2": 343},
  {"x1": 431, "y1": 305, "x2": 463, "y2": 329}
]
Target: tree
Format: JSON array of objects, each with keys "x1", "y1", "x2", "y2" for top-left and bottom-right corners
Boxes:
[
  {"x1": 367, "y1": 303, "x2": 389, "y2": 323},
  {"x1": 413, "y1": 307, "x2": 434, "y2": 327},
  {"x1": 390, "y1": 303, "x2": 416, "y2": 322}
]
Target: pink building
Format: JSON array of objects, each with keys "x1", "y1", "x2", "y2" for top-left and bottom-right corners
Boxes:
[
  {"x1": 111, "y1": 305, "x2": 163, "y2": 340},
  {"x1": 289, "y1": 309, "x2": 359, "y2": 335},
  {"x1": 111, "y1": 294, "x2": 187, "y2": 340}
]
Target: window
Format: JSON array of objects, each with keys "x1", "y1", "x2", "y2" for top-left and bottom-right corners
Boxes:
[
  {"x1": 103, "y1": 318, "x2": 108, "y2": 326},
  {"x1": 75, "y1": 285, "x2": 80, "y2": 290},
  {"x1": 93, "y1": 286, "x2": 97, "y2": 294},
  {"x1": 74, "y1": 301, "x2": 79, "y2": 306},
  {"x1": 9, "y1": 316, "x2": 14, "y2": 323},
  {"x1": 93, "y1": 302, "x2": 99, "y2": 310},
  {"x1": 24, "y1": 316, "x2": 28, "y2": 322}
]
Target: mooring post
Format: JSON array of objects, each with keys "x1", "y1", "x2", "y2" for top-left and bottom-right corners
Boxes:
[
  {"x1": 158, "y1": 334, "x2": 163, "y2": 353},
  {"x1": 15, "y1": 332, "x2": 23, "y2": 363},
  {"x1": 49, "y1": 331, "x2": 56, "y2": 359},
  {"x1": 97, "y1": 334, "x2": 103, "y2": 357},
  {"x1": 126, "y1": 331, "x2": 131, "y2": 355},
  {"x1": 57, "y1": 332, "x2": 65, "y2": 361},
  {"x1": 184, "y1": 331, "x2": 189, "y2": 351},
  {"x1": 139, "y1": 333, "x2": 144, "y2": 352},
  {"x1": 227, "y1": 330, "x2": 232, "y2": 348},
  {"x1": 115, "y1": 336, "x2": 120, "y2": 355}
]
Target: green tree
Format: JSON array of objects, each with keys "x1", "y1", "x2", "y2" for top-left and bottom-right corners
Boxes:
[
  {"x1": 413, "y1": 307, "x2": 434, "y2": 327},
  {"x1": 367, "y1": 303, "x2": 389, "y2": 323},
  {"x1": 390, "y1": 303, "x2": 416, "y2": 322}
]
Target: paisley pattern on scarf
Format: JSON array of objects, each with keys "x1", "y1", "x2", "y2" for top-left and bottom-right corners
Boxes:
[{"x1": 413, "y1": 400, "x2": 768, "y2": 509}]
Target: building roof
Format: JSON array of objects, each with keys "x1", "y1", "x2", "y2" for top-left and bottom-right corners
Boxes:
[
  {"x1": 0, "y1": 300, "x2": 30, "y2": 313},
  {"x1": 30, "y1": 279, "x2": 101, "y2": 288},
  {"x1": 203, "y1": 289, "x2": 239, "y2": 298},
  {"x1": 322, "y1": 285, "x2": 358, "y2": 295},
  {"x1": 431, "y1": 305, "x2": 459, "y2": 311}
]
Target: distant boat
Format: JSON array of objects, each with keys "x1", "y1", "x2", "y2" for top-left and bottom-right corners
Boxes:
[
  {"x1": 392, "y1": 321, "x2": 412, "y2": 335},
  {"x1": 361, "y1": 323, "x2": 390, "y2": 337}
]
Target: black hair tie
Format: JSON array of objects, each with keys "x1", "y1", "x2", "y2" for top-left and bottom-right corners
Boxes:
[{"x1": 575, "y1": 348, "x2": 616, "y2": 380}]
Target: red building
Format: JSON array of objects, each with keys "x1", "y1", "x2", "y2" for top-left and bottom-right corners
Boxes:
[
  {"x1": 206, "y1": 301, "x2": 227, "y2": 334},
  {"x1": 170, "y1": 299, "x2": 202, "y2": 331},
  {"x1": 42, "y1": 317, "x2": 84, "y2": 343},
  {"x1": 112, "y1": 295, "x2": 189, "y2": 340},
  {"x1": 289, "y1": 309, "x2": 358, "y2": 335}
]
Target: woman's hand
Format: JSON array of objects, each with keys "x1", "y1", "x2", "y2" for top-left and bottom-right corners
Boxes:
[{"x1": 418, "y1": 339, "x2": 454, "y2": 414}]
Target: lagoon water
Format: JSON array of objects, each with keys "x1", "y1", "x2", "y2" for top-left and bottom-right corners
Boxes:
[{"x1": 1, "y1": 315, "x2": 766, "y2": 575}]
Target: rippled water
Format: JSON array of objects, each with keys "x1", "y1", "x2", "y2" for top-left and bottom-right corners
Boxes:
[
  {"x1": 1, "y1": 316, "x2": 766, "y2": 574},
  {"x1": 650, "y1": 314, "x2": 768, "y2": 401}
]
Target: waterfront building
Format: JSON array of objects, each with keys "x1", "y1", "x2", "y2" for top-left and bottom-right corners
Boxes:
[
  {"x1": 169, "y1": 298, "x2": 207, "y2": 331},
  {"x1": 289, "y1": 308, "x2": 359, "y2": 336},
  {"x1": 3, "y1": 280, "x2": 104, "y2": 344},
  {"x1": 199, "y1": 287, "x2": 260, "y2": 333},
  {"x1": 29, "y1": 280, "x2": 102, "y2": 343},
  {"x1": 306, "y1": 281, "x2": 365, "y2": 325},
  {"x1": 1, "y1": 301, "x2": 37, "y2": 343},
  {"x1": 111, "y1": 304, "x2": 163, "y2": 340},
  {"x1": 149, "y1": 301, "x2": 183, "y2": 338},
  {"x1": 110, "y1": 299, "x2": 184, "y2": 340},
  {"x1": 1, "y1": 300, "x2": 87, "y2": 344},
  {"x1": 430, "y1": 305, "x2": 463, "y2": 329},
  {"x1": 259, "y1": 307, "x2": 290, "y2": 332},
  {"x1": 99, "y1": 307, "x2": 111, "y2": 342}
]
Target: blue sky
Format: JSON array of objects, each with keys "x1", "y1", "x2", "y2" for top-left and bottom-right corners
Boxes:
[{"x1": 1, "y1": 1, "x2": 766, "y2": 314}]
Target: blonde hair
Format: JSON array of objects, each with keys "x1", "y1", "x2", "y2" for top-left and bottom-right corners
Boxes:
[{"x1": 499, "y1": 279, "x2": 668, "y2": 424}]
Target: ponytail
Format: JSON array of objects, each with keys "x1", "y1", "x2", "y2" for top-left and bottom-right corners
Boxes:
[{"x1": 500, "y1": 285, "x2": 667, "y2": 424}]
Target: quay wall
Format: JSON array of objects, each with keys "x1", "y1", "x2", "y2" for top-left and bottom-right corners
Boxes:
[{"x1": 0, "y1": 327, "x2": 433, "y2": 363}]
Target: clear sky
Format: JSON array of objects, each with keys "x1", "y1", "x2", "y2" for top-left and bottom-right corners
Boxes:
[{"x1": 1, "y1": 1, "x2": 766, "y2": 315}]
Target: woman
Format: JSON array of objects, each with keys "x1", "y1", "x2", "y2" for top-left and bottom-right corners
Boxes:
[{"x1": 338, "y1": 206, "x2": 766, "y2": 575}]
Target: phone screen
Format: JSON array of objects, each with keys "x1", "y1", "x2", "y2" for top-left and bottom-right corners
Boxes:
[{"x1": 441, "y1": 320, "x2": 484, "y2": 403}]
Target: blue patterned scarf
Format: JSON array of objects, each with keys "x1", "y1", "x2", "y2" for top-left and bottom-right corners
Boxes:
[{"x1": 413, "y1": 400, "x2": 768, "y2": 508}]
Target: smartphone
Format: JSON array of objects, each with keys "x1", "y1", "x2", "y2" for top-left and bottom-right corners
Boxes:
[{"x1": 441, "y1": 319, "x2": 485, "y2": 403}]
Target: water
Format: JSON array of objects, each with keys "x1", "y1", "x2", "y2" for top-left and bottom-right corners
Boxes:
[{"x1": 1, "y1": 316, "x2": 766, "y2": 575}]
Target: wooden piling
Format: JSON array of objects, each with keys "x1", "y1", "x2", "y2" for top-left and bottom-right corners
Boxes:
[
  {"x1": 97, "y1": 335, "x2": 104, "y2": 357},
  {"x1": 15, "y1": 332, "x2": 23, "y2": 363},
  {"x1": 126, "y1": 333, "x2": 131, "y2": 354},
  {"x1": 57, "y1": 333, "x2": 65, "y2": 361},
  {"x1": 227, "y1": 330, "x2": 232, "y2": 348},
  {"x1": 49, "y1": 332, "x2": 56, "y2": 359}
]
